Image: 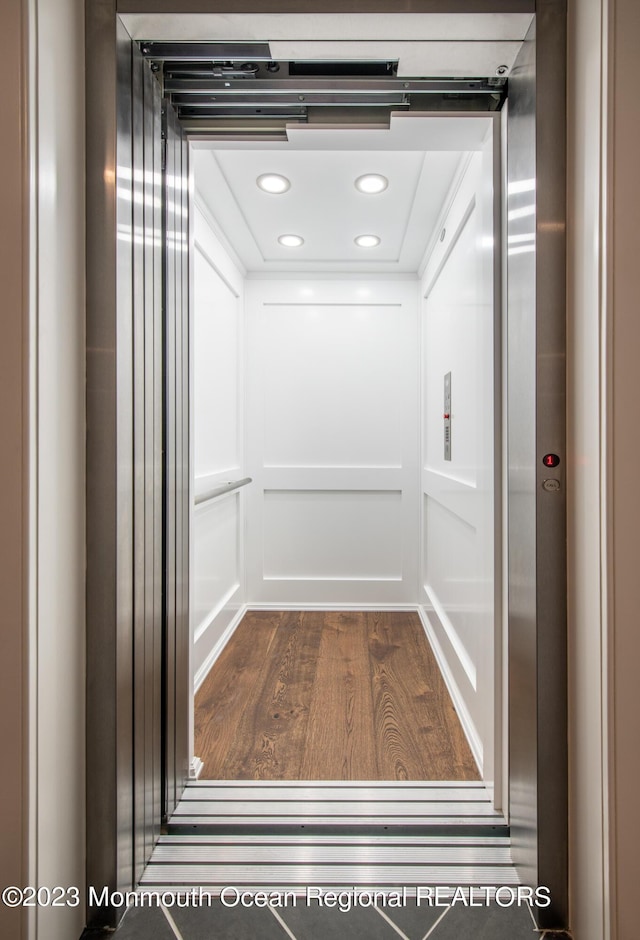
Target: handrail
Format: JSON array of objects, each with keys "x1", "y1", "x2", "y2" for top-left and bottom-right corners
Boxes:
[{"x1": 194, "y1": 476, "x2": 252, "y2": 507}]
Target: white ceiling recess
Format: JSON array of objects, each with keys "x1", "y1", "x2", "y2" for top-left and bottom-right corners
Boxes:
[{"x1": 192, "y1": 113, "x2": 492, "y2": 275}]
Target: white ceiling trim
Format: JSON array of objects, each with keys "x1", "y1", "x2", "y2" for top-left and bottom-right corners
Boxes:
[{"x1": 121, "y1": 12, "x2": 534, "y2": 43}]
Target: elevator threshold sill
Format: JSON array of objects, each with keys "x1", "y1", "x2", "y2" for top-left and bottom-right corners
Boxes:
[
  {"x1": 156, "y1": 833, "x2": 511, "y2": 845},
  {"x1": 139, "y1": 863, "x2": 519, "y2": 888},
  {"x1": 150, "y1": 843, "x2": 513, "y2": 864},
  {"x1": 181, "y1": 784, "x2": 488, "y2": 802},
  {"x1": 188, "y1": 779, "x2": 487, "y2": 786},
  {"x1": 168, "y1": 816, "x2": 504, "y2": 829},
  {"x1": 172, "y1": 803, "x2": 500, "y2": 817}
]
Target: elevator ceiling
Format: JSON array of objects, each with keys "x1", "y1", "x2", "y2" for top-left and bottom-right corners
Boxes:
[{"x1": 191, "y1": 114, "x2": 492, "y2": 274}]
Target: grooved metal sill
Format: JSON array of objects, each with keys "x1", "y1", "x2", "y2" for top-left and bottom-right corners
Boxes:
[{"x1": 141, "y1": 781, "x2": 515, "y2": 890}]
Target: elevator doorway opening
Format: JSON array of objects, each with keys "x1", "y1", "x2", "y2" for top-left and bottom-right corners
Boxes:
[
  {"x1": 85, "y1": 6, "x2": 568, "y2": 929},
  {"x1": 188, "y1": 115, "x2": 503, "y2": 800}
]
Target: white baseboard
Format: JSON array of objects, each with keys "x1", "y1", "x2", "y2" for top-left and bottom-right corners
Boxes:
[
  {"x1": 416, "y1": 606, "x2": 484, "y2": 775},
  {"x1": 189, "y1": 756, "x2": 204, "y2": 780},
  {"x1": 193, "y1": 603, "x2": 248, "y2": 694},
  {"x1": 245, "y1": 603, "x2": 420, "y2": 612},
  {"x1": 194, "y1": 582, "x2": 241, "y2": 644}
]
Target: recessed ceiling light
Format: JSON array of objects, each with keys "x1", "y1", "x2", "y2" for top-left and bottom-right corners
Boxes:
[
  {"x1": 278, "y1": 234, "x2": 304, "y2": 247},
  {"x1": 355, "y1": 234, "x2": 381, "y2": 248},
  {"x1": 257, "y1": 173, "x2": 291, "y2": 194},
  {"x1": 355, "y1": 174, "x2": 388, "y2": 194}
]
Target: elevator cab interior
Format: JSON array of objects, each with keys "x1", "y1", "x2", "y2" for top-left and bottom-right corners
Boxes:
[{"x1": 185, "y1": 95, "x2": 502, "y2": 796}]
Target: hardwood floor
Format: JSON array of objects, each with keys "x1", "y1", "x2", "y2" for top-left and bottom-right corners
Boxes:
[{"x1": 194, "y1": 610, "x2": 480, "y2": 781}]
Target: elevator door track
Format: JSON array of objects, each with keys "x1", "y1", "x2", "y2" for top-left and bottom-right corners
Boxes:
[
  {"x1": 140, "y1": 780, "x2": 512, "y2": 893},
  {"x1": 139, "y1": 42, "x2": 506, "y2": 136}
]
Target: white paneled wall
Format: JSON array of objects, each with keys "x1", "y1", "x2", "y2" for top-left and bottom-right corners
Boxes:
[
  {"x1": 191, "y1": 200, "x2": 246, "y2": 690},
  {"x1": 420, "y1": 146, "x2": 497, "y2": 780},
  {"x1": 245, "y1": 279, "x2": 419, "y2": 605}
]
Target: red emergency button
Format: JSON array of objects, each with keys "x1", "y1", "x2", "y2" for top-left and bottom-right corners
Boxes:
[
  {"x1": 543, "y1": 453, "x2": 560, "y2": 468},
  {"x1": 444, "y1": 413, "x2": 450, "y2": 420}
]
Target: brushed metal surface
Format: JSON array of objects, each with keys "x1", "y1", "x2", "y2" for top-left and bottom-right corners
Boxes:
[
  {"x1": 139, "y1": 864, "x2": 520, "y2": 885},
  {"x1": 167, "y1": 783, "x2": 506, "y2": 831},
  {"x1": 156, "y1": 833, "x2": 511, "y2": 845},
  {"x1": 172, "y1": 801, "x2": 502, "y2": 817},
  {"x1": 132, "y1": 36, "x2": 146, "y2": 884},
  {"x1": 163, "y1": 103, "x2": 191, "y2": 820},
  {"x1": 171, "y1": 815, "x2": 505, "y2": 827},
  {"x1": 506, "y1": 0, "x2": 568, "y2": 928},
  {"x1": 180, "y1": 786, "x2": 488, "y2": 802},
  {"x1": 194, "y1": 476, "x2": 252, "y2": 506},
  {"x1": 150, "y1": 844, "x2": 512, "y2": 863},
  {"x1": 86, "y1": 7, "x2": 183, "y2": 926},
  {"x1": 86, "y1": 6, "x2": 135, "y2": 927}
]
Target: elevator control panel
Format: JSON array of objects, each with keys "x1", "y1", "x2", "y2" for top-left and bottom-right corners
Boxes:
[
  {"x1": 541, "y1": 453, "x2": 562, "y2": 491},
  {"x1": 444, "y1": 371, "x2": 452, "y2": 461}
]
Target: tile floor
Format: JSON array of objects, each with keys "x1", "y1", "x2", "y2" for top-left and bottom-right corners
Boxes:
[{"x1": 81, "y1": 894, "x2": 573, "y2": 940}]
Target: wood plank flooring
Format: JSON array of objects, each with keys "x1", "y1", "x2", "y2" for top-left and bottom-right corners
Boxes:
[{"x1": 194, "y1": 610, "x2": 480, "y2": 781}]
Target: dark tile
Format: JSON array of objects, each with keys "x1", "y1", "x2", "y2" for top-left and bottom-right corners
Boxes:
[
  {"x1": 171, "y1": 898, "x2": 289, "y2": 940},
  {"x1": 79, "y1": 929, "x2": 117, "y2": 940},
  {"x1": 379, "y1": 901, "x2": 449, "y2": 940},
  {"x1": 111, "y1": 905, "x2": 176, "y2": 940},
  {"x1": 430, "y1": 901, "x2": 538, "y2": 940},
  {"x1": 279, "y1": 902, "x2": 400, "y2": 940}
]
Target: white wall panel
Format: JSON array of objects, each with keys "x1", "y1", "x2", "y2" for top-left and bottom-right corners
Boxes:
[
  {"x1": 192, "y1": 493, "x2": 243, "y2": 680},
  {"x1": 246, "y1": 278, "x2": 419, "y2": 605},
  {"x1": 263, "y1": 490, "x2": 403, "y2": 581},
  {"x1": 261, "y1": 304, "x2": 406, "y2": 469},
  {"x1": 190, "y1": 197, "x2": 246, "y2": 694},
  {"x1": 192, "y1": 494, "x2": 240, "y2": 635},
  {"x1": 424, "y1": 204, "x2": 480, "y2": 486},
  {"x1": 424, "y1": 494, "x2": 481, "y2": 688},
  {"x1": 193, "y1": 203, "x2": 243, "y2": 487},
  {"x1": 420, "y1": 146, "x2": 497, "y2": 782},
  {"x1": 193, "y1": 248, "x2": 239, "y2": 476}
]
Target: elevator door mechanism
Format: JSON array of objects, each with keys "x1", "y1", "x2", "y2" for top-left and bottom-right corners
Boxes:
[{"x1": 138, "y1": 42, "x2": 507, "y2": 136}]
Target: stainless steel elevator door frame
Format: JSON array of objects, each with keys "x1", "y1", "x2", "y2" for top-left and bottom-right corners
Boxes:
[
  {"x1": 506, "y1": 1, "x2": 568, "y2": 928},
  {"x1": 85, "y1": 0, "x2": 567, "y2": 931},
  {"x1": 85, "y1": 5, "x2": 191, "y2": 929}
]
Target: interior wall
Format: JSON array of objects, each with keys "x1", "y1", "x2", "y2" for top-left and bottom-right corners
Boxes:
[
  {"x1": 419, "y1": 147, "x2": 496, "y2": 781},
  {"x1": 0, "y1": 0, "x2": 87, "y2": 936},
  {"x1": 191, "y1": 196, "x2": 246, "y2": 692},
  {"x1": 244, "y1": 276, "x2": 420, "y2": 607},
  {"x1": 0, "y1": 2, "x2": 29, "y2": 938},
  {"x1": 604, "y1": 1, "x2": 640, "y2": 937}
]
